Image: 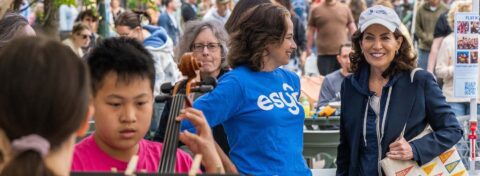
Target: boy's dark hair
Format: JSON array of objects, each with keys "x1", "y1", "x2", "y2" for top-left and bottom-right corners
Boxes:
[
  {"x1": 75, "y1": 9, "x2": 99, "y2": 22},
  {"x1": 86, "y1": 37, "x2": 155, "y2": 95}
]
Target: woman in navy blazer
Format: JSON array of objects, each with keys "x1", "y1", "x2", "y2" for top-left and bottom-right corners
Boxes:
[{"x1": 336, "y1": 5, "x2": 463, "y2": 176}]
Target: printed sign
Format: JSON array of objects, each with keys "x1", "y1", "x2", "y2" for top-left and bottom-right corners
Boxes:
[{"x1": 454, "y1": 13, "x2": 479, "y2": 98}]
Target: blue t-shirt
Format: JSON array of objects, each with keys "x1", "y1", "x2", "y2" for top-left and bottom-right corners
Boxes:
[{"x1": 181, "y1": 66, "x2": 311, "y2": 176}]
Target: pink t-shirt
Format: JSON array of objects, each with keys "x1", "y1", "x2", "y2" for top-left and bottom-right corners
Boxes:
[{"x1": 71, "y1": 135, "x2": 194, "y2": 173}]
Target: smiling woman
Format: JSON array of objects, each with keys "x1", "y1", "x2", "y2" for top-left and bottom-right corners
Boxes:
[
  {"x1": 180, "y1": 3, "x2": 311, "y2": 176},
  {"x1": 337, "y1": 5, "x2": 463, "y2": 176}
]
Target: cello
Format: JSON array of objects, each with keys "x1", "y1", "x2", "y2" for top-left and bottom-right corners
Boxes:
[{"x1": 157, "y1": 52, "x2": 215, "y2": 173}]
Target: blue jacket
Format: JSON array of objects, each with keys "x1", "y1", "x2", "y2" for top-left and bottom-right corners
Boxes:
[
  {"x1": 142, "y1": 25, "x2": 181, "y2": 97},
  {"x1": 158, "y1": 12, "x2": 180, "y2": 45},
  {"x1": 336, "y1": 65, "x2": 463, "y2": 175},
  {"x1": 143, "y1": 25, "x2": 170, "y2": 48}
]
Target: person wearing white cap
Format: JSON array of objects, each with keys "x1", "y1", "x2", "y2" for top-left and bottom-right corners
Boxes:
[{"x1": 336, "y1": 5, "x2": 462, "y2": 176}]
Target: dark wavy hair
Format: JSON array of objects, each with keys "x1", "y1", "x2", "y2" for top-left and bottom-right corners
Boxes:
[
  {"x1": 228, "y1": 3, "x2": 291, "y2": 71},
  {"x1": 350, "y1": 29, "x2": 417, "y2": 78}
]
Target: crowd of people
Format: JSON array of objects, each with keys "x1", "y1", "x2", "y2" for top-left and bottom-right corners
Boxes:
[
  {"x1": 457, "y1": 36, "x2": 479, "y2": 49},
  {"x1": 0, "y1": 0, "x2": 477, "y2": 175}
]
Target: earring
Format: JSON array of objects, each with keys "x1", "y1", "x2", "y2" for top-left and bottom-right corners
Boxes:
[{"x1": 395, "y1": 50, "x2": 399, "y2": 55}]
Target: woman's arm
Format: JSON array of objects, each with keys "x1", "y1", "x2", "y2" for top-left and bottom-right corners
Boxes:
[
  {"x1": 178, "y1": 108, "x2": 228, "y2": 173},
  {"x1": 181, "y1": 75, "x2": 243, "y2": 132},
  {"x1": 434, "y1": 37, "x2": 454, "y2": 80},
  {"x1": 409, "y1": 72, "x2": 463, "y2": 165},
  {"x1": 427, "y1": 37, "x2": 444, "y2": 73}
]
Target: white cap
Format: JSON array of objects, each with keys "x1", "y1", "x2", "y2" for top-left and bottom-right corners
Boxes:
[{"x1": 358, "y1": 5, "x2": 402, "y2": 33}]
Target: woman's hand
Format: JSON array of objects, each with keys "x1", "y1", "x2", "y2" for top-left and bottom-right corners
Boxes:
[
  {"x1": 387, "y1": 137, "x2": 413, "y2": 160},
  {"x1": 177, "y1": 108, "x2": 224, "y2": 173}
]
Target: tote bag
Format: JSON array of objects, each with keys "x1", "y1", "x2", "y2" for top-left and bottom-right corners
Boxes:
[{"x1": 379, "y1": 68, "x2": 467, "y2": 176}]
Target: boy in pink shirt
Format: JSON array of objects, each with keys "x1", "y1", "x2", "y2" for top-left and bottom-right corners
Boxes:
[
  {"x1": 72, "y1": 135, "x2": 193, "y2": 172},
  {"x1": 72, "y1": 38, "x2": 225, "y2": 173}
]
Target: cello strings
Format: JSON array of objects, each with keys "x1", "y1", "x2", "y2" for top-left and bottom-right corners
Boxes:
[{"x1": 161, "y1": 93, "x2": 185, "y2": 173}]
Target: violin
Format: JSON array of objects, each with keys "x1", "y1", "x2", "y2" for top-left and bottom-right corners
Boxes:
[{"x1": 157, "y1": 53, "x2": 214, "y2": 173}]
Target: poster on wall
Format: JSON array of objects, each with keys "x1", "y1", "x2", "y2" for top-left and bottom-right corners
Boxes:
[{"x1": 454, "y1": 13, "x2": 479, "y2": 98}]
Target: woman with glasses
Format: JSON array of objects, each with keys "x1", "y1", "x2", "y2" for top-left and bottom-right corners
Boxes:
[
  {"x1": 181, "y1": 4, "x2": 311, "y2": 175},
  {"x1": 62, "y1": 23, "x2": 91, "y2": 58},
  {"x1": 115, "y1": 10, "x2": 182, "y2": 97},
  {"x1": 177, "y1": 20, "x2": 229, "y2": 85},
  {"x1": 154, "y1": 19, "x2": 231, "y2": 158}
]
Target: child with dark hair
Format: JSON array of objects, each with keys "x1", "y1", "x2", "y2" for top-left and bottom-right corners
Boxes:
[
  {"x1": 115, "y1": 10, "x2": 182, "y2": 137},
  {"x1": 0, "y1": 36, "x2": 92, "y2": 176},
  {"x1": 72, "y1": 37, "x2": 225, "y2": 173}
]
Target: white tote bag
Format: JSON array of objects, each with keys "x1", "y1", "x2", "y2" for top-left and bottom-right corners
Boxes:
[{"x1": 380, "y1": 126, "x2": 467, "y2": 176}]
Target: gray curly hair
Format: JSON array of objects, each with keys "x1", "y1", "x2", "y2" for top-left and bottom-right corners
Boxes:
[{"x1": 175, "y1": 20, "x2": 229, "y2": 68}]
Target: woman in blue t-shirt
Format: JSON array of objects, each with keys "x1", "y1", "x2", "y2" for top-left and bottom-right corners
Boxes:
[{"x1": 181, "y1": 3, "x2": 311, "y2": 176}]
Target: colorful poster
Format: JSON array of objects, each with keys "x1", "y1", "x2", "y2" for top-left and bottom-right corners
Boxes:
[{"x1": 454, "y1": 13, "x2": 479, "y2": 98}]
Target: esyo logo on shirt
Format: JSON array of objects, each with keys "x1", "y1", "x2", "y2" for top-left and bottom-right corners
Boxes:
[{"x1": 257, "y1": 83, "x2": 301, "y2": 115}]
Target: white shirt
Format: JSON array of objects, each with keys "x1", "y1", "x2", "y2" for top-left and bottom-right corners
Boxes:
[{"x1": 202, "y1": 8, "x2": 231, "y2": 26}]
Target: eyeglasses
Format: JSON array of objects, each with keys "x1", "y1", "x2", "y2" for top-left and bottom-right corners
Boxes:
[{"x1": 191, "y1": 43, "x2": 221, "y2": 52}]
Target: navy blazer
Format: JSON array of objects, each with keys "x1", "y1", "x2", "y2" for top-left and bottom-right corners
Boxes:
[
  {"x1": 336, "y1": 67, "x2": 463, "y2": 176},
  {"x1": 158, "y1": 12, "x2": 179, "y2": 45}
]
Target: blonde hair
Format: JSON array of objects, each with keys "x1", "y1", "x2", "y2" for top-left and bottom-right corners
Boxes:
[{"x1": 447, "y1": 0, "x2": 472, "y2": 29}]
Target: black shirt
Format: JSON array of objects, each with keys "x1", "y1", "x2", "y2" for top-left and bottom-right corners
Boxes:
[{"x1": 433, "y1": 13, "x2": 452, "y2": 38}]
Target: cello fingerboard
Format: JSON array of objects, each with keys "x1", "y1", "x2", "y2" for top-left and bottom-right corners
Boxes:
[{"x1": 158, "y1": 94, "x2": 185, "y2": 173}]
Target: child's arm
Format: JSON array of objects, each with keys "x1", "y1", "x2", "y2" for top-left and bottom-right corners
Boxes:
[
  {"x1": 215, "y1": 142, "x2": 237, "y2": 173},
  {"x1": 176, "y1": 108, "x2": 228, "y2": 173}
]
